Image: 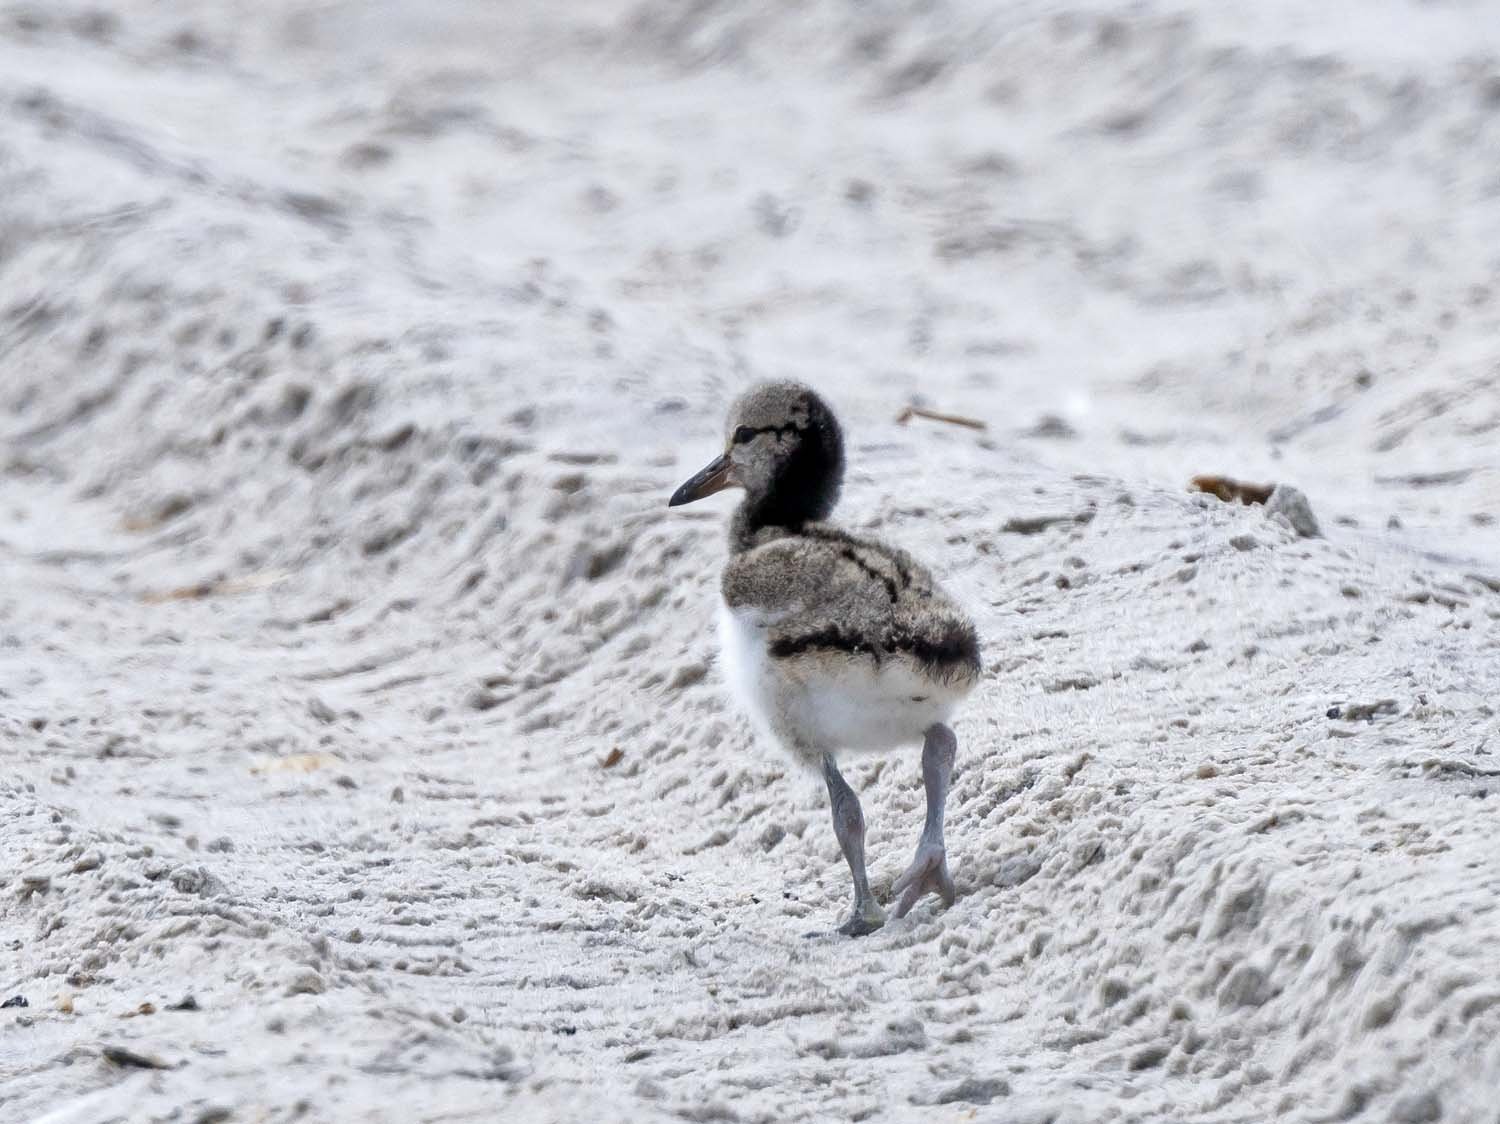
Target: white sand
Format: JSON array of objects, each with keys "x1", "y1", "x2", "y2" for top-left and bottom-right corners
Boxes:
[{"x1": 4, "y1": 1, "x2": 1500, "y2": 1120}]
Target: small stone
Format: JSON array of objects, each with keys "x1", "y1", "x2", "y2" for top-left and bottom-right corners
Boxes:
[
  {"x1": 1266, "y1": 484, "x2": 1320, "y2": 538},
  {"x1": 1, "y1": 995, "x2": 27, "y2": 1009},
  {"x1": 102, "y1": 1045, "x2": 170, "y2": 1070},
  {"x1": 71, "y1": 850, "x2": 103, "y2": 873},
  {"x1": 169, "y1": 866, "x2": 224, "y2": 898}
]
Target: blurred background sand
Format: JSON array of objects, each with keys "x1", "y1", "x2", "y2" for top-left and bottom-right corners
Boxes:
[{"x1": 3, "y1": 2, "x2": 1500, "y2": 1121}]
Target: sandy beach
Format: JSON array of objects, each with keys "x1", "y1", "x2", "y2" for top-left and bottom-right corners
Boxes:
[{"x1": 4, "y1": 1, "x2": 1500, "y2": 1120}]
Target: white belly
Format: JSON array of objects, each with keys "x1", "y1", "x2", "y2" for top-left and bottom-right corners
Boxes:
[{"x1": 716, "y1": 602, "x2": 967, "y2": 763}]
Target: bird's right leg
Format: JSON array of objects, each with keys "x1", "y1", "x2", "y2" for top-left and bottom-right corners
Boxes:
[{"x1": 822, "y1": 752, "x2": 886, "y2": 936}]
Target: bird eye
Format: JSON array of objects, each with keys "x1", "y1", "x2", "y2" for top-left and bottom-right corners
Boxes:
[{"x1": 732, "y1": 425, "x2": 757, "y2": 444}]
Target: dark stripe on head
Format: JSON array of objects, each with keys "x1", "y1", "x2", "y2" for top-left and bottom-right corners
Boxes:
[{"x1": 733, "y1": 423, "x2": 802, "y2": 445}]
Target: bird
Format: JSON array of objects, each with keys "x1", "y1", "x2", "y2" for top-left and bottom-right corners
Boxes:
[{"x1": 668, "y1": 380, "x2": 982, "y2": 936}]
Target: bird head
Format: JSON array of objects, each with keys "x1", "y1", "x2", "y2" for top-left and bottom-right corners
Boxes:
[{"x1": 668, "y1": 381, "x2": 845, "y2": 527}]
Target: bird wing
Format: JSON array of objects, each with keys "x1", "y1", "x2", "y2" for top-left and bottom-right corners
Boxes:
[{"x1": 721, "y1": 528, "x2": 957, "y2": 661}]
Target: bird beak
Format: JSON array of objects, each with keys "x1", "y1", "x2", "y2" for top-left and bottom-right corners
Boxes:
[{"x1": 668, "y1": 451, "x2": 735, "y2": 507}]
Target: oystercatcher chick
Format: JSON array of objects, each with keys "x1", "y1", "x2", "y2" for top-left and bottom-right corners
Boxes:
[{"x1": 669, "y1": 381, "x2": 981, "y2": 935}]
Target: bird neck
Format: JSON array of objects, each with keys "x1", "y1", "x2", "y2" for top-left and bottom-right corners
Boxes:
[
  {"x1": 726, "y1": 409, "x2": 845, "y2": 553},
  {"x1": 729, "y1": 472, "x2": 841, "y2": 554}
]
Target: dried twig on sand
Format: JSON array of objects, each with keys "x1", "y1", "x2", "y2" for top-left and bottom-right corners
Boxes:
[
  {"x1": 140, "y1": 571, "x2": 288, "y2": 603},
  {"x1": 895, "y1": 405, "x2": 987, "y2": 431}
]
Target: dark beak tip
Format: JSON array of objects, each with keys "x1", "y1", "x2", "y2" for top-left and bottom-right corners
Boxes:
[
  {"x1": 667, "y1": 452, "x2": 732, "y2": 509},
  {"x1": 667, "y1": 478, "x2": 702, "y2": 507}
]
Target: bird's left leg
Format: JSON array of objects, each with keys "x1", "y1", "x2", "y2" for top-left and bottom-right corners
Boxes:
[{"x1": 890, "y1": 722, "x2": 958, "y2": 919}]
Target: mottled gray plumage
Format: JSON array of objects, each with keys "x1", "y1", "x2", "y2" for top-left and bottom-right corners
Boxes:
[
  {"x1": 724, "y1": 523, "x2": 982, "y2": 695},
  {"x1": 669, "y1": 380, "x2": 982, "y2": 936}
]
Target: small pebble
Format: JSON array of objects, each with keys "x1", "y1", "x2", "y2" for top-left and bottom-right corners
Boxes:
[
  {"x1": 102, "y1": 1045, "x2": 170, "y2": 1070},
  {"x1": 1266, "y1": 484, "x2": 1320, "y2": 538}
]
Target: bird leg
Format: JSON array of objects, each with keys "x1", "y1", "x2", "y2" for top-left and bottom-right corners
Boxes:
[
  {"x1": 891, "y1": 723, "x2": 958, "y2": 919},
  {"x1": 822, "y1": 753, "x2": 886, "y2": 936}
]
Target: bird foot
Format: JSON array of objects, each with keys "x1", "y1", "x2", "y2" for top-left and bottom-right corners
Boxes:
[
  {"x1": 890, "y1": 842, "x2": 955, "y2": 919},
  {"x1": 836, "y1": 898, "x2": 887, "y2": 937}
]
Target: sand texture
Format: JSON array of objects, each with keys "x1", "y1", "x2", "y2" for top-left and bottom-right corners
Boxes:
[{"x1": 4, "y1": 1, "x2": 1500, "y2": 1121}]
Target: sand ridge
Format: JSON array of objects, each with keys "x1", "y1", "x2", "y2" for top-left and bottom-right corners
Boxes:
[{"x1": 3, "y1": 1, "x2": 1500, "y2": 1121}]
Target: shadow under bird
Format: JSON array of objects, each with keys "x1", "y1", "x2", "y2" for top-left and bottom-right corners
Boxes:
[{"x1": 668, "y1": 381, "x2": 982, "y2": 935}]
